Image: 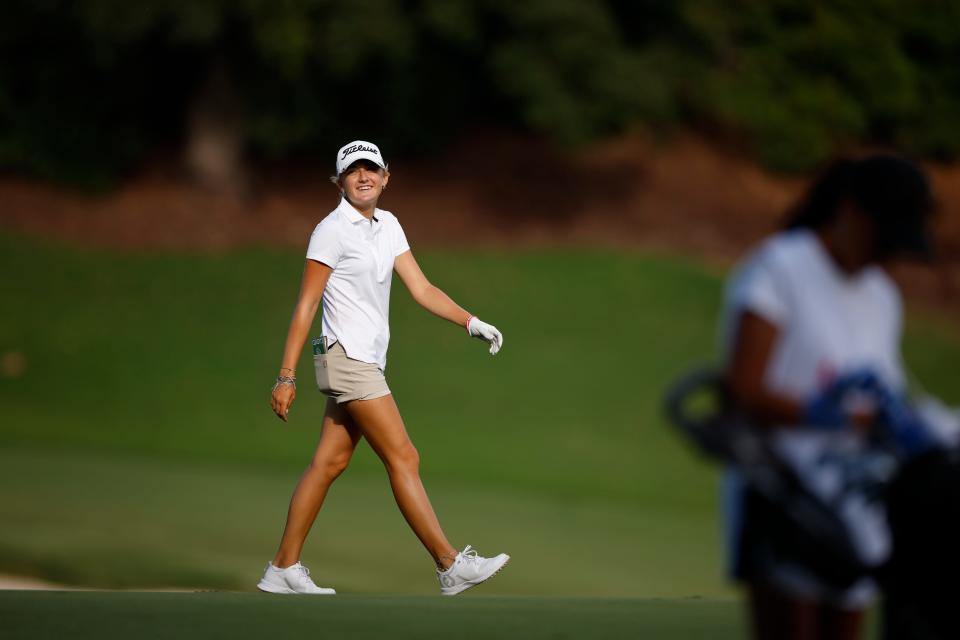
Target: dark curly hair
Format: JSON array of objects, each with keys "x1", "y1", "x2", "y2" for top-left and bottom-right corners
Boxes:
[{"x1": 784, "y1": 154, "x2": 934, "y2": 259}]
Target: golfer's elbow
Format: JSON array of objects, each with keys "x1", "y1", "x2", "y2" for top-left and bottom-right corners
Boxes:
[
  {"x1": 412, "y1": 282, "x2": 437, "y2": 308},
  {"x1": 294, "y1": 296, "x2": 321, "y2": 323}
]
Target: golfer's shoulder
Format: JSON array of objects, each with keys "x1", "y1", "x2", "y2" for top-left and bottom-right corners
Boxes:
[
  {"x1": 726, "y1": 231, "x2": 810, "y2": 315},
  {"x1": 311, "y1": 209, "x2": 347, "y2": 236},
  {"x1": 761, "y1": 229, "x2": 811, "y2": 266},
  {"x1": 741, "y1": 231, "x2": 819, "y2": 292},
  {"x1": 731, "y1": 231, "x2": 795, "y2": 283}
]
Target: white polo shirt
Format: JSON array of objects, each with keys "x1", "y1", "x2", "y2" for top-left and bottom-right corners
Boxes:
[{"x1": 306, "y1": 198, "x2": 410, "y2": 370}]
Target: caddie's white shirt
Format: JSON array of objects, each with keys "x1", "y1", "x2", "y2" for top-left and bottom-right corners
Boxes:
[
  {"x1": 306, "y1": 198, "x2": 410, "y2": 370},
  {"x1": 719, "y1": 228, "x2": 906, "y2": 606},
  {"x1": 721, "y1": 228, "x2": 905, "y2": 398}
]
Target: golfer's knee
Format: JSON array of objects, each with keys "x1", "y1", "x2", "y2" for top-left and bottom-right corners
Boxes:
[
  {"x1": 387, "y1": 442, "x2": 420, "y2": 473},
  {"x1": 311, "y1": 452, "x2": 351, "y2": 482}
]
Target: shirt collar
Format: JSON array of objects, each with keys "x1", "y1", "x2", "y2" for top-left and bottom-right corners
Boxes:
[{"x1": 338, "y1": 198, "x2": 380, "y2": 225}]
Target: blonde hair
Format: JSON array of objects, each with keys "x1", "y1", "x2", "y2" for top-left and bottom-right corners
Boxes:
[{"x1": 329, "y1": 174, "x2": 343, "y2": 205}]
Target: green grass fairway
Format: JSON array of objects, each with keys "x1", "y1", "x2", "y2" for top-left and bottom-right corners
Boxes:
[
  {"x1": 0, "y1": 592, "x2": 744, "y2": 640},
  {"x1": 0, "y1": 446, "x2": 722, "y2": 596},
  {"x1": 1, "y1": 231, "x2": 957, "y2": 602}
]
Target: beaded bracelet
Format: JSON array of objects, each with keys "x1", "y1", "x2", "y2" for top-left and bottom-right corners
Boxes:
[{"x1": 273, "y1": 375, "x2": 297, "y2": 390}]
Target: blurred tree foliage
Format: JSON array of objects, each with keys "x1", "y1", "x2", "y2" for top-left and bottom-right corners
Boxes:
[{"x1": 2, "y1": 0, "x2": 960, "y2": 185}]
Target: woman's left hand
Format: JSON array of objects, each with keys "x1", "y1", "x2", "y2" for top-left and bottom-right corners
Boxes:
[{"x1": 468, "y1": 317, "x2": 503, "y2": 355}]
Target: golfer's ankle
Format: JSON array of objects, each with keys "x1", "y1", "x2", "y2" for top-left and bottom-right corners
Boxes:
[
  {"x1": 273, "y1": 554, "x2": 298, "y2": 569},
  {"x1": 437, "y1": 550, "x2": 458, "y2": 571}
]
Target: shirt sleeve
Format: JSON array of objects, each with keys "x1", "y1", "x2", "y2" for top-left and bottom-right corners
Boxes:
[
  {"x1": 306, "y1": 222, "x2": 341, "y2": 268},
  {"x1": 731, "y1": 252, "x2": 790, "y2": 328},
  {"x1": 392, "y1": 219, "x2": 411, "y2": 257}
]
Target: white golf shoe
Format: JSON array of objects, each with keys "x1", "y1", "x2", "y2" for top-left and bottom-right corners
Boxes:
[
  {"x1": 436, "y1": 545, "x2": 510, "y2": 596},
  {"x1": 257, "y1": 562, "x2": 336, "y2": 595}
]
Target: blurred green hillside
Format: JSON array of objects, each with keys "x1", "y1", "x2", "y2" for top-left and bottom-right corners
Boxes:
[
  {"x1": 1, "y1": 233, "x2": 957, "y2": 593},
  {"x1": 4, "y1": 0, "x2": 960, "y2": 185}
]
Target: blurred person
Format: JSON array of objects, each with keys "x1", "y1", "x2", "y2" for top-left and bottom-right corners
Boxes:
[
  {"x1": 260, "y1": 140, "x2": 509, "y2": 596},
  {"x1": 719, "y1": 154, "x2": 936, "y2": 640}
]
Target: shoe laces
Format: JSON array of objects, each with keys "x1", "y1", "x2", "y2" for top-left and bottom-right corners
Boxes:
[
  {"x1": 460, "y1": 545, "x2": 481, "y2": 565},
  {"x1": 291, "y1": 563, "x2": 315, "y2": 584}
]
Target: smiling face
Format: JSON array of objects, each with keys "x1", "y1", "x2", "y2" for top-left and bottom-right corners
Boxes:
[{"x1": 338, "y1": 160, "x2": 389, "y2": 213}]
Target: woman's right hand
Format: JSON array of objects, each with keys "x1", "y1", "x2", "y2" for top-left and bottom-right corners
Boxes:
[
  {"x1": 270, "y1": 260, "x2": 332, "y2": 423},
  {"x1": 271, "y1": 382, "x2": 296, "y2": 422},
  {"x1": 802, "y1": 370, "x2": 881, "y2": 430}
]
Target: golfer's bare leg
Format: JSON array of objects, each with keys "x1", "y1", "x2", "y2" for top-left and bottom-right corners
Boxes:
[
  {"x1": 273, "y1": 398, "x2": 361, "y2": 568},
  {"x1": 345, "y1": 394, "x2": 458, "y2": 568}
]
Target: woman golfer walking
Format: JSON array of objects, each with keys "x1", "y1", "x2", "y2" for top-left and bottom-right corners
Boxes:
[{"x1": 258, "y1": 140, "x2": 509, "y2": 595}]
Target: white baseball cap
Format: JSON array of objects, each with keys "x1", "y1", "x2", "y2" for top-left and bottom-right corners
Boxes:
[{"x1": 336, "y1": 140, "x2": 387, "y2": 175}]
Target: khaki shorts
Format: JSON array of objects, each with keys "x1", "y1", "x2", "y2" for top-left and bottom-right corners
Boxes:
[{"x1": 314, "y1": 341, "x2": 391, "y2": 404}]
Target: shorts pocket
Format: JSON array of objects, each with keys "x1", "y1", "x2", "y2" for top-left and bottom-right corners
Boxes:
[{"x1": 314, "y1": 354, "x2": 333, "y2": 395}]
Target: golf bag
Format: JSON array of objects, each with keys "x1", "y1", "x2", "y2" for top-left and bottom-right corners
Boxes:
[
  {"x1": 664, "y1": 367, "x2": 886, "y2": 590},
  {"x1": 663, "y1": 367, "x2": 960, "y2": 640}
]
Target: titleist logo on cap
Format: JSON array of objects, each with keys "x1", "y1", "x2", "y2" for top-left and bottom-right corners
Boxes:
[
  {"x1": 341, "y1": 144, "x2": 379, "y2": 159},
  {"x1": 336, "y1": 140, "x2": 385, "y2": 174}
]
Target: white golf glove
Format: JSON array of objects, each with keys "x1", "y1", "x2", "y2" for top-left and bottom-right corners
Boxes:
[{"x1": 467, "y1": 316, "x2": 503, "y2": 355}]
